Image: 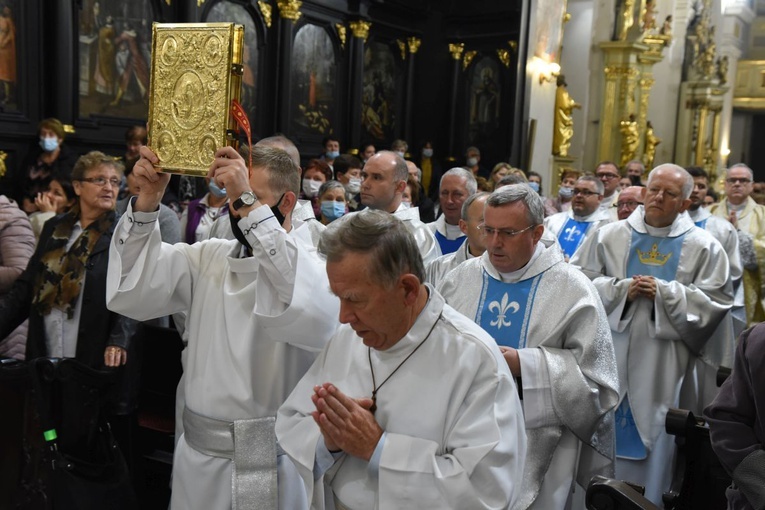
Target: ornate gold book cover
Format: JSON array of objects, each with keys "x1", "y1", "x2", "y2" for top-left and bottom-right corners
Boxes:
[{"x1": 147, "y1": 23, "x2": 244, "y2": 177}]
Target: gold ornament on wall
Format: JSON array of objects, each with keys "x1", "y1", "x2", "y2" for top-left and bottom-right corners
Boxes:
[
  {"x1": 407, "y1": 37, "x2": 421, "y2": 55},
  {"x1": 497, "y1": 49, "x2": 511, "y2": 68},
  {"x1": 553, "y1": 74, "x2": 581, "y2": 157},
  {"x1": 618, "y1": 0, "x2": 636, "y2": 41},
  {"x1": 277, "y1": 0, "x2": 302, "y2": 22},
  {"x1": 508, "y1": 40, "x2": 518, "y2": 53},
  {"x1": 449, "y1": 43, "x2": 464, "y2": 60},
  {"x1": 0, "y1": 151, "x2": 6, "y2": 179},
  {"x1": 336, "y1": 23, "x2": 346, "y2": 48},
  {"x1": 462, "y1": 50, "x2": 477, "y2": 71},
  {"x1": 396, "y1": 39, "x2": 406, "y2": 60},
  {"x1": 258, "y1": 1, "x2": 272, "y2": 28},
  {"x1": 642, "y1": 120, "x2": 661, "y2": 168},
  {"x1": 349, "y1": 20, "x2": 371, "y2": 42},
  {"x1": 619, "y1": 114, "x2": 640, "y2": 167}
]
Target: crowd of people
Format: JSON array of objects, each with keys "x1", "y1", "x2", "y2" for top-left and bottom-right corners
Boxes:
[{"x1": 0, "y1": 118, "x2": 764, "y2": 510}]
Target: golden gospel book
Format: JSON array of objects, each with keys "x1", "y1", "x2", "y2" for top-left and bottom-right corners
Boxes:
[{"x1": 147, "y1": 22, "x2": 244, "y2": 177}]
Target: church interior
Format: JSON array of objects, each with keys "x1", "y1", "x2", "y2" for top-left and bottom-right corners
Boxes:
[{"x1": 0, "y1": 0, "x2": 763, "y2": 509}]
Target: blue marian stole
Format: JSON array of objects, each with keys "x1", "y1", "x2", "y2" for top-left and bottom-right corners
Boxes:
[
  {"x1": 694, "y1": 218, "x2": 708, "y2": 229},
  {"x1": 475, "y1": 269, "x2": 543, "y2": 349},
  {"x1": 617, "y1": 229, "x2": 687, "y2": 458},
  {"x1": 557, "y1": 218, "x2": 591, "y2": 259},
  {"x1": 434, "y1": 230, "x2": 464, "y2": 255}
]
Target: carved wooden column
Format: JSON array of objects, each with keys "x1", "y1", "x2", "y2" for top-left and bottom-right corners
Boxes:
[
  {"x1": 274, "y1": 0, "x2": 302, "y2": 134},
  {"x1": 402, "y1": 37, "x2": 420, "y2": 144},
  {"x1": 347, "y1": 20, "x2": 370, "y2": 152},
  {"x1": 49, "y1": 0, "x2": 75, "y2": 120},
  {"x1": 446, "y1": 43, "x2": 464, "y2": 162}
]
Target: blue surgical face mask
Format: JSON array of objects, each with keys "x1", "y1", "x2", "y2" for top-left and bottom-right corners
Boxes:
[
  {"x1": 209, "y1": 179, "x2": 227, "y2": 198},
  {"x1": 396, "y1": 151, "x2": 406, "y2": 158},
  {"x1": 321, "y1": 200, "x2": 346, "y2": 221},
  {"x1": 466, "y1": 157, "x2": 478, "y2": 167},
  {"x1": 559, "y1": 186, "x2": 574, "y2": 199},
  {"x1": 528, "y1": 182, "x2": 540, "y2": 193},
  {"x1": 40, "y1": 136, "x2": 59, "y2": 152},
  {"x1": 326, "y1": 150, "x2": 340, "y2": 159},
  {"x1": 422, "y1": 148, "x2": 434, "y2": 158}
]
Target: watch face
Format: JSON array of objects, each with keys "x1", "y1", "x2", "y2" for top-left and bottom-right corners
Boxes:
[{"x1": 241, "y1": 191, "x2": 256, "y2": 205}]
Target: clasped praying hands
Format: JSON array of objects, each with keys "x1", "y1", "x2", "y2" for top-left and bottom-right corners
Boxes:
[{"x1": 311, "y1": 383, "x2": 383, "y2": 462}]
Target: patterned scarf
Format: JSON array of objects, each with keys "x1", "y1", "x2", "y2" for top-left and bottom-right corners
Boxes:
[{"x1": 32, "y1": 206, "x2": 115, "y2": 319}]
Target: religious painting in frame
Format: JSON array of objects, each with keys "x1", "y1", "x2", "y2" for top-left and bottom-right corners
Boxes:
[
  {"x1": 77, "y1": 0, "x2": 156, "y2": 120},
  {"x1": 361, "y1": 41, "x2": 397, "y2": 142},
  {"x1": 0, "y1": 0, "x2": 19, "y2": 113},
  {"x1": 533, "y1": 0, "x2": 567, "y2": 63},
  {"x1": 467, "y1": 56, "x2": 502, "y2": 145},
  {"x1": 290, "y1": 23, "x2": 337, "y2": 136},
  {"x1": 204, "y1": 0, "x2": 260, "y2": 125}
]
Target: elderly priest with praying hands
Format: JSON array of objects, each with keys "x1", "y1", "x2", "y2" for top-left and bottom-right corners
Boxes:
[{"x1": 276, "y1": 209, "x2": 527, "y2": 510}]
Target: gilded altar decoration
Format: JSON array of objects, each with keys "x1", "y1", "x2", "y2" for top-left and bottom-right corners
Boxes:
[
  {"x1": 396, "y1": 39, "x2": 406, "y2": 60},
  {"x1": 508, "y1": 40, "x2": 518, "y2": 52},
  {"x1": 0, "y1": 151, "x2": 6, "y2": 178},
  {"x1": 197, "y1": 0, "x2": 205, "y2": 6},
  {"x1": 258, "y1": 1, "x2": 272, "y2": 28},
  {"x1": 462, "y1": 50, "x2": 477, "y2": 71},
  {"x1": 642, "y1": 0, "x2": 657, "y2": 33},
  {"x1": 642, "y1": 120, "x2": 661, "y2": 168},
  {"x1": 618, "y1": 0, "x2": 636, "y2": 41},
  {"x1": 147, "y1": 23, "x2": 244, "y2": 177},
  {"x1": 553, "y1": 74, "x2": 581, "y2": 157},
  {"x1": 277, "y1": 0, "x2": 302, "y2": 22},
  {"x1": 449, "y1": 43, "x2": 464, "y2": 60},
  {"x1": 619, "y1": 114, "x2": 640, "y2": 167},
  {"x1": 497, "y1": 49, "x2": 511, "y2": 68},
  {"x1": 349, "y1": 20, "x2": 371, "y2": 42},
  {"x1": 335, "y1": 23, "x2": 346, "y2": 48},
  {"x1": 407, "y1": 37, "x2": 421, "y2": 55}
]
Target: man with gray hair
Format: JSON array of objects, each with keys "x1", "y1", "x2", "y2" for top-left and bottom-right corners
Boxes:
[
  {"x1": 544, "y1": 175, "x2": 612, "y2": 261},
  {"x1": 573, "y1": 164, "x2": 734, "y2": 504},
  {"x1": 276, "y1": 209, "x2": 527, "y2": 509},
  {"x1": 440, "y1": 184, "x2": 619, "y2": 509},
  {"x1": 427, "y1": 167, "x2": 477, "y2": 254},
  {"x1": 360, "y1": 150, "x2": 440, "y2": 263},
  {"x1": 425, "y1": 192, "x2": 489, "y2": 287},
  {"x1": 710, "y1": 163, "x2": 765, "y2": 326}
]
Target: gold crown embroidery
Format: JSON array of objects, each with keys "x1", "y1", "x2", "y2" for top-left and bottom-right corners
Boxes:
[{"x1": 636, "y1": 243, "x2": 672, "y2": 266}]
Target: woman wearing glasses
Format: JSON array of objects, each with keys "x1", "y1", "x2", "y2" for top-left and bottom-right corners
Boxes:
[{"x1": 0, "y1": 151, "x2": 139, "y2": 504}]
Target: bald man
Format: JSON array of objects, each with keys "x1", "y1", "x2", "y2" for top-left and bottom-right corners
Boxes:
[{"x1": 573, "y1": 164, "x2": 733, "y2": 504}]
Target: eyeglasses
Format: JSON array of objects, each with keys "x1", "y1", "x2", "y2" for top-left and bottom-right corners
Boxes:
[
  {"x1": 572, "y1": 188, "x2": 599, "y2": 197},
  {"x1": 726, "y1": 177, "x2": 752, "y2": 184},
  {"x1": 617, "y1": 200, "x2": 642, "y2": 209},
  {"x1": 79, "y1": 177, "x2": 121, "y2": 188},
  {"x1": 596, "y1": 173, "x2": 620, "y2": 180},
  {"x1": 478, "y1": 223, "x2": 536, "y2": 241}
]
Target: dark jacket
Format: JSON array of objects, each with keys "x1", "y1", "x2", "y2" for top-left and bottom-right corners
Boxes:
[
  {"x1": 705, "y1": 324, "x2": 765, "y2": 510},
  {"x1": 0, "y1": 211, "x2": 138, "y2": 409}
]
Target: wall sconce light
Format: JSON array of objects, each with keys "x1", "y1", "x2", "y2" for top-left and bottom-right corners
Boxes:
[{"x1": 539, "y1": 62, "x2": 561, "y2": 85}]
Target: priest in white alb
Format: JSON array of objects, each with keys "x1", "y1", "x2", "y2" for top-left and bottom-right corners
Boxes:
[
  {"x1": 572, "y1": 164, "x2": 733, "y2": 505},
  {"x1": 543, "y1": 175, "x2": 612, "y2": 261},
  {"x1": 276, "y1": 209, "x2": 527, "y2": 510},
  {"x1": 106, "y1": 145, "x2": 340, "y2": 509},
  {"x1": 439, "y1": 184, "x2": 619, "y2": 510}
]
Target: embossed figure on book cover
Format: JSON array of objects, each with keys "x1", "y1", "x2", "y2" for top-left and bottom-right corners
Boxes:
[{"x1": 148, "y1": 23, "x2": 244, "y2": 176}]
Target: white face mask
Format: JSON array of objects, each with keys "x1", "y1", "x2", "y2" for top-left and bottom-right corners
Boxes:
[
  {"x1": 345, "y1": 177, "x2": 361, "y2": 194},
  {"x1": 302, "y1": 178, "x2": 322, "y2": 198},
  {"x1": 400, "y1": 200, "x2": 412, "y2": 209},
  {"x1": 467, "y1": 157, "x2": 478, "y2": 167}
]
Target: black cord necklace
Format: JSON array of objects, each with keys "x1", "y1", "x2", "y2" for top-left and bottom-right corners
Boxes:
[{"x1": 367, "y1": 312, "x2": 442, "y2": 415}]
